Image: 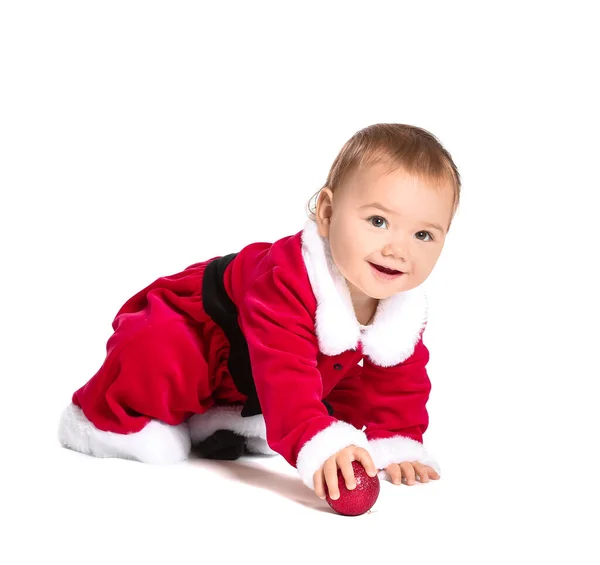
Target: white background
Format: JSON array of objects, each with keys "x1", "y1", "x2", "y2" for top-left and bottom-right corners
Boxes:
[{"x1": 1, "y1": 1, "x2": 598, "y2": 563}]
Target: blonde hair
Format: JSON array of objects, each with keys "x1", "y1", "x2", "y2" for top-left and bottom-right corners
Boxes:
[{"x1": 307, "y1": 123, "x2": 461, "y2": 229}]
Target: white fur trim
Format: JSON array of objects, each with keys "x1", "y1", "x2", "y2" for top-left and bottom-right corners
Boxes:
[
  {"x1": 58, "y1": 403, "x2": 191, "y2": 464},
  {"x1": 301, "y1": 220, "x2": 428, "y2": 367},
  {"x1": 295, "y1": 421, "x2": 370, "y2": 490},
  {"x1": 369, "y1": 435, "x2": 440, "y2": 474},
  {"x1": 301, "y1": 220, "x2": 361, "y2": 356},
  {"x1": 188, "y1": 405, "x2": 268, "y2": 443},
  {"x1": 361, "y1": 286, "x2": 428, "y2": 367}
]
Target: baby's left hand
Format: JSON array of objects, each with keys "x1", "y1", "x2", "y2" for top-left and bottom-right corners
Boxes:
[{"x1": 385, "y1": 461, "x2": 440, "y2": 485}]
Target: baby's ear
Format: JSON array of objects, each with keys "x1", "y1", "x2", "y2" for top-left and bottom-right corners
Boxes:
[{"x1": 315, "y1": 187, "x2": 334, "y2": 237}]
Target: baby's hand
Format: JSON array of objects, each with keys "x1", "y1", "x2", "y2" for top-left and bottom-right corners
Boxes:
[
  {"x1": 385, "y1": 461, "x2": 440, "y2": 485},
  {"x1": 313, "y1": 445, "x2": 378, "y2": 500}
]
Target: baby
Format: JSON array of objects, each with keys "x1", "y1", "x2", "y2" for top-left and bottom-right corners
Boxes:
[{"x1": 59, "y1": 123, "x2": 460, "y2": 502}]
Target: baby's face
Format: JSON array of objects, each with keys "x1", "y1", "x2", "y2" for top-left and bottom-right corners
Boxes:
[{"x1": 319, "y1": 163, "x2": 455, "y2": 300}]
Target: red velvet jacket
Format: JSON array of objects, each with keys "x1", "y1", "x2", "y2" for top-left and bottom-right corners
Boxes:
[{"x1": 221, "y1": 220, "x2": 439, "y2": 489}]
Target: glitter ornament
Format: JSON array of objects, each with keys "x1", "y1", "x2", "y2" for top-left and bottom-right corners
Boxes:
[{"x1": 325, "y1": 461, "x2": 380, "y2": 516}]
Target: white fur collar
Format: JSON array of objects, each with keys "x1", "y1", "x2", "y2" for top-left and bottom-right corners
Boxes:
[{"x1": 300, "y1": 220, "x2": 428, "y2": 367}]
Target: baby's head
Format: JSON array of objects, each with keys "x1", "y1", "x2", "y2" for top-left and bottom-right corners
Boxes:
[{"x1": 309, "y1": 123, "x2": 460, "y2": 301}]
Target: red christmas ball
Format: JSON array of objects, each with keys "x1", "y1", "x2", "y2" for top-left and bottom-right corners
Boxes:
[{"x1": 325, "y1": 461, "x2": 380, "y2": 516}]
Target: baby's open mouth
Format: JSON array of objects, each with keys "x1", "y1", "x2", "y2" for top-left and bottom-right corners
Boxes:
[{"x1": 369, "y1": 262, "x2": 404, "y2": 275}]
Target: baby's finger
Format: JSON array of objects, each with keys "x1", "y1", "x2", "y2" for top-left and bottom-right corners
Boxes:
[
  {"x1": 386, "y1": 463, "x2": 402, "y2": 485},
  {"x1": 400, "y1": 461, "x2": 416, "y2": 485},
  {"x1": 338, "y1": 455, "x2": 357, "y2": 491},
  {"x1": 412, "y1": 462, "x2": 430, "y2": 483},
  {"x1": 313, "y1": 468, "x2": 326, "y2": 499},
  {"x1": 427, "y1": 466, "x2": 441, "y2": 480},
  {"x1": 353, "y1": 448, "x2": 379, "y2": 477},
  {"x1": 324, "y1": 458, "x2": 341, "y2": 500}
]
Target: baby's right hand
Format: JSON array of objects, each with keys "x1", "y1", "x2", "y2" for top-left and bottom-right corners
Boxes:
[{"x1": 313, "y1": 445, "x2": 378, "y2": 500}]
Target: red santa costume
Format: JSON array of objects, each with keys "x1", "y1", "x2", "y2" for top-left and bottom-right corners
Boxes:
[{"x1": 59, "y1": 220, "x2": 440, "y2": 490}]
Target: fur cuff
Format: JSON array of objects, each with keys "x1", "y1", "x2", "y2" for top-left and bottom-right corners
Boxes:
[
  {"x1": 369, "y1": 435, "x2": 440, "y2": 474},
  {"x1": 296, "y1": 421, "x2": 370, "y2": 490},
  {"x1": 58, "y1": 403, "x2": 191, "y2": 464}
]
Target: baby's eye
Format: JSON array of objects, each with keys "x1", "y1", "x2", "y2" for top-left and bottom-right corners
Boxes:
[
  {"x1": 368, "y1": 216, "x2": 388, "y2": 229},
  {"x1": 415, "y1": 231, "x2": 434, "y2": 242}
]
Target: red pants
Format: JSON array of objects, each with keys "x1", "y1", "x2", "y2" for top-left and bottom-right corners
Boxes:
[{"x1": 72, "y1": 260, "x2": 246, "y2": 435}]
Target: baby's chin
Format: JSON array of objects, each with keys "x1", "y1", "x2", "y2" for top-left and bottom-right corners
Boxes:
[
  {"x1": 352, "y1": 281, "x2": 407, "y2": 301},
  {"x1": 367, "y1": 289, "x2": 403, "y2": 300},
  {"x1": 366, "y1": 275, "x2": 424, "y2": 299}
]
